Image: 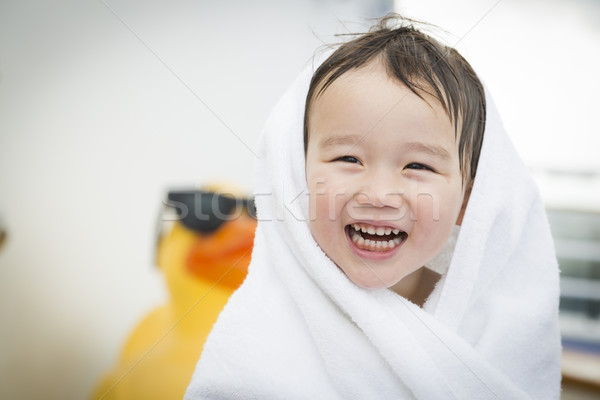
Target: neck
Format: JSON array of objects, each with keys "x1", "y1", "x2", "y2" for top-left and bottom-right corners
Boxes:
[{"x1": 390, "y1": 267, "x2": 441, "y2": 307}]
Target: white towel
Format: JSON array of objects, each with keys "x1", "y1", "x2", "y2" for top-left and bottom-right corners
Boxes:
[
  {"x1": 424, "y1": 224, "x2": 460, "y2": 276},
  {"x1": 185, "y1": 64, "x2": 561, "y2": 399}
]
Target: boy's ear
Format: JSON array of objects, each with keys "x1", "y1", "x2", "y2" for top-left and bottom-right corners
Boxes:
[{"x1": 456, "y1": 182, "x2": 473, "y2": 226}]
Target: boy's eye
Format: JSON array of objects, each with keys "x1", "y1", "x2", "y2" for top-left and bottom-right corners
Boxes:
[
  {"x1": 333, "y1": 155, "x2": 362, "y2": 165},
  {"x1": 405, "y1": 162, "x2": 434, "y2": 172}
]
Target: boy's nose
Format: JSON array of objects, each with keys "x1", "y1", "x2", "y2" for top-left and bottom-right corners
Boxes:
[{"x1": 354, "y1": 175, "x2": 404, "y2": 209}]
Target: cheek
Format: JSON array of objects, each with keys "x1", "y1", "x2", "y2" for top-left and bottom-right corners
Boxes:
[
  {"x1": 411, "y1": 183, "x2": 463, "y2": 234},
  {"x1": 306, "y1": 161, "x2": 351, "y2": 221},
  {"x1": 307, "y1": 189, "x2": 344, "y2": 255},
  {"x1": 307, "y1": 171, "x2": 354, "y2": 251},
  {"x1": 409, "y1": 194, "x2": 458, "y2": 260},
  {"x1": 308, "y1": 178, "x2": 349, "y2": 222}
]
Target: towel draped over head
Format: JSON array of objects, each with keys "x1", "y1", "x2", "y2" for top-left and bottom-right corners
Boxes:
[{"x1": 185, "y1": 62, "x2": 561, "y2": 399}]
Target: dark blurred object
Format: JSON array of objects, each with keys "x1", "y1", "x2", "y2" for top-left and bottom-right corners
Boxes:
[
  {"x1": 0, "y1": 214, "x2": 6, "y2": 251},
  {"x1": 166, "y1": 190, "x2": 256, "y2": 234},
  {"x1": 547, "y1": 210, "x2": 600, "y2": 394}
]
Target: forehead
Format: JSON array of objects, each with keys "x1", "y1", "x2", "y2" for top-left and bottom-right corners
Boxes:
[{"x1": 308, "y1": 62, "x2": 457, "y2": 151}]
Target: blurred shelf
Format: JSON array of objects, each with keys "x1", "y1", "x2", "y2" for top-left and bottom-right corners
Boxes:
[
  {"x1": 562, "y1": 347, "x2": 600, "y2": 392},
  {"x1": 560, "y1": 312, "x2": 600, "y2": 341},
  {"x1": 556, "y1": 239, "x2": 600, "y2": 263},
  {"x1": 561, "y1": 277, "x2": 600, "y2": 301},
  {"x1": 561, "y1": 313, "x2": 600, "y2": 393}
]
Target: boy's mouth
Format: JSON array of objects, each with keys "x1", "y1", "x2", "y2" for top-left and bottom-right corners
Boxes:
[{"x1": 345, "y1": 223, "x2": 407, "y2": 252}]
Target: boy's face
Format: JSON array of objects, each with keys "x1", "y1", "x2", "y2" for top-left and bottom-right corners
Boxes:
[{"x1": 305, "y1": 61, "x2": 467, "y2": 291}]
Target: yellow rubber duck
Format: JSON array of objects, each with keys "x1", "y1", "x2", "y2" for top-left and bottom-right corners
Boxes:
[{"x1": 92, "y1": 186, "x2": 256, "y2": 400}]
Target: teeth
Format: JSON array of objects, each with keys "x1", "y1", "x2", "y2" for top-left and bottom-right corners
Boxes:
[
  {"x1": 350, "y1": 224, "x2": 404, "y2": 239},
  {"x1": 350, "y1": 224, "x2": 406, "y2": 252},
  {"x1": 352, "y1": 232, "x2": 406, "y2": 250}
]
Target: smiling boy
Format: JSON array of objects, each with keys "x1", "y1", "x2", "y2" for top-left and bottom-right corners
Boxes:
[
  {"x1": 304, "y1": 22, "x2": 484, "y2": 305},
  {"x1": 185, "y1": 15, "x2": 560, "y2": 399}
]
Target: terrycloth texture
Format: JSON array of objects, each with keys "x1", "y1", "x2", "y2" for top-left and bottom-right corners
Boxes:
[
  {"x1": 424, "y1": 224, "x2": 460, "y2": 276},
  {"x1": 185, "y1": 66, "x2": 561, "y2": 399}
]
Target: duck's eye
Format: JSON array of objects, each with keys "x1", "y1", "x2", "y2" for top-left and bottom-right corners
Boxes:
[
  {"x1": 333, "y1": 155, "x2": 361, "y2": 164},
  {"x1": 405, "y1": 162, "x2": 434, "y2": 172}
]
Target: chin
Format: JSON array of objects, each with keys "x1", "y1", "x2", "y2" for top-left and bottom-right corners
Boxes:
[{"x1": 343, "y1": 269, "x2": 399, "y2": 290}]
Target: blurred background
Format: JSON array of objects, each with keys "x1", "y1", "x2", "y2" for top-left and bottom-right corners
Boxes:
[{"x1": 0, "y1": 0, "x2": 598, "y2": 399}]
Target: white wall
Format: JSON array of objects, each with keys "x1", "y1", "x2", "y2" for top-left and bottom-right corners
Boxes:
[
  {"x1": 0, "y1": 1, "x2": 389, "y2": 399},
  {"x1": 398, "y1": 0, "x2": 600, "y2": 211}
]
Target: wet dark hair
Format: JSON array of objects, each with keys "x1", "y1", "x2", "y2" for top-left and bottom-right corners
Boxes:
[{"x1": 304, "y1": 14, "x2": 486, "y2": 186}]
